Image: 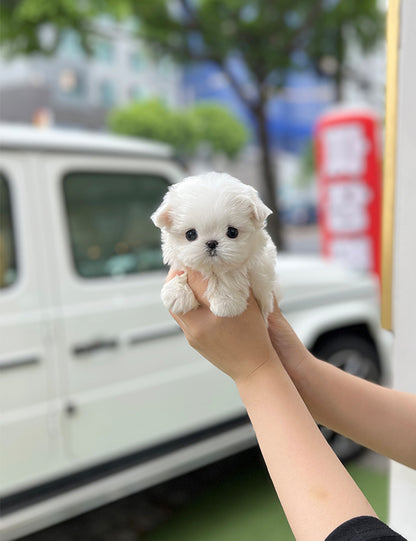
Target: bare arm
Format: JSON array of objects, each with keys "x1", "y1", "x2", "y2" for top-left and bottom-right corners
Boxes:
[
  {"x1": 236, "y1": 361, "x2": 377, "y2": 541},
  {"x1": 169, "y1": 270, "x2": 377, "y2": 541},
  {"x1": 268, "y1": 303, "x2": 416, "y2": 469}
]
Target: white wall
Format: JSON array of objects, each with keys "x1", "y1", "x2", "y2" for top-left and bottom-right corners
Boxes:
[{"x1": 388, "y1": 0, "x2": 416, "y2": 537}]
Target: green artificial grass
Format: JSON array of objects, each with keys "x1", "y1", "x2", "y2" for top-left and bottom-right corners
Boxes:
[
  {"x1": 145, "y1": 455, "x2": 388, "y2": 541},
  {"x1": 347, "y1": 463, "x2": 389, "y2": 522}
]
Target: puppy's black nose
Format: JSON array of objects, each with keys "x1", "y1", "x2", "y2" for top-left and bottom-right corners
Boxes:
[{"x1": 206, "y1": 240, "x2": 218, "y2": 251}]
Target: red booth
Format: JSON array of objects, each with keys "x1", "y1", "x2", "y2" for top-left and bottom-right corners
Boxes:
[{"x1": 315, "y1": 107, "x2": 383, "y2": 279}]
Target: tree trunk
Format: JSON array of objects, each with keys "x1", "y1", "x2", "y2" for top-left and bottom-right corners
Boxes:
[
  {"x1": 334, "y1": 65, "x2": 343, "y2": 102},
  {"x1": 254, "y1": 103, "x2": 285, "y2": 250},
  {"x1": 334, "y1": 25, "x2": 345, "y2": 103}
]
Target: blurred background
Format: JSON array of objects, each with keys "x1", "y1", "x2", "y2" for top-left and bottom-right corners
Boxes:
[
  {"x1": 0, "y1": 1, "x2": 390, "y2": 540},
  {"x1": 0, "y1": 0, "x2": 387, "y2": 253}
]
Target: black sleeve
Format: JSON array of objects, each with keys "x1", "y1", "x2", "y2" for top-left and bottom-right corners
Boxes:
[{"x1": 325, "y1": 516, "x2": 407, "y2": 541}]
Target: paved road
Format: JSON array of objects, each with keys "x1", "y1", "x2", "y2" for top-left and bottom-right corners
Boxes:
[{"x1": 284, "y1": 224, "x2": 320, "y2": 254}]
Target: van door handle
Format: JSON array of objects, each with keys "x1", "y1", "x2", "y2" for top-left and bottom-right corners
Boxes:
[
  {"x1": 72, "y1": 338, "x2": 119, "y2": 357},
  {"x1": 0, "y1": 353, "x2": 41, "y2": 370},
  {"x1": 123, "y1": 323, "x2": 182, "y2": 346}
]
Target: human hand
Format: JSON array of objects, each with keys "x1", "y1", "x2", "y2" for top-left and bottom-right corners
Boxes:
[{"x1": 166, "y1": 269, "x2": 278, "y2": 383}]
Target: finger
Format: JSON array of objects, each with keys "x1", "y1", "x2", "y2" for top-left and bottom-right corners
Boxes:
[
  {"x1": 169, "y1": 309, "x2": 185, "y2": 330},
  {"x1": 185, "y1": 268, "x2": 210, "y2": 306},
  {"x1": 165, "y1": 268, "x2": 184, "y2": 283},
  {"x1": 270, "y1": 294, "x2": 283, "y2": 318},
  {"x1": 170, "y1": 303, "x2": 211, "y2": 347},
  {"x1": 164, "y1": 268, "x2": 208, "y2": 307}
]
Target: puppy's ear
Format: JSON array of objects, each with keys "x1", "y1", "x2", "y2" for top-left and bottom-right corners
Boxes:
[
  {"x1": 151, "y1": 198, "x2": 173, "y2": 230},
  {"x1": 239, "y1": 186, "x2": 272, "y2": 229},
  {"x1": 250, "y1": 196, "x2": 272, "y2": 228}
]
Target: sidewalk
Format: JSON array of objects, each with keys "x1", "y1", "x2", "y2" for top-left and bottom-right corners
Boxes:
[{"x1": 284, "y1": 224, "x2": 320, "y2": 254}]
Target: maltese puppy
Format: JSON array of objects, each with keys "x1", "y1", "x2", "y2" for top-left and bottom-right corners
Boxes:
[{"x1": 151, "y1": 171, "x2": 279, "y2": 320}]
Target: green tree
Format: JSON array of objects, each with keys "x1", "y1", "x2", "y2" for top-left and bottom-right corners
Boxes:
[
  {"x1": 0, "y1": 0, "x2": 129, "y2": 56},
  {"x1": 190, "y1": 102, "x2": 248, "y2": 159},
  {"x1": 130, "y1": 1, "x2": 384, "y2": 246},
  {"x1": 0, "y1": 0, "x2": 384, "y2": 245},
  {"x1": 107, "y1": 99, "x2": 248, "y2": 160},
  {"x1": 108, "y1": 99, "x2": 199, "y2": 156}
]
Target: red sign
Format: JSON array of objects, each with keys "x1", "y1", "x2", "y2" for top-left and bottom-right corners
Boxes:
[{"x1": 315, "y1": 107, "x2": 382, "y2": 278}]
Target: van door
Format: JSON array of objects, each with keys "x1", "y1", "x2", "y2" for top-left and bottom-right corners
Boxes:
[
  {"x1": 0, "y1": 156, "x2": 61, "y2": 495},
  {"x1": 42, "y1": 154, "x2": 243, "y2": 468}
]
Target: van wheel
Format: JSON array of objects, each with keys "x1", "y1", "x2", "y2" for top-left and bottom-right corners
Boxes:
[{"x1": 312, "y1": 333, "x2": 381, "y2": 463}]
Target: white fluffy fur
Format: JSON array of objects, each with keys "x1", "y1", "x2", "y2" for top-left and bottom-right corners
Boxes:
[{"x1": 151, "y1": 171, "x2": 279, "y2": 320}]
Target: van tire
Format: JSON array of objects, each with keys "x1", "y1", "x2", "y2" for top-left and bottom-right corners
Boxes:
[{"x1": 312, "y1": 332, "x2": 381, "y2": 462}]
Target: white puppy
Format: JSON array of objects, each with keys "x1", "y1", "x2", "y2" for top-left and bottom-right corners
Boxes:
[{"x1": 151, "y1": 171, "x2": 279, "y2": 320}]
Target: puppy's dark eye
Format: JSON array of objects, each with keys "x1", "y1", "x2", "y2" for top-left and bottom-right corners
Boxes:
[
  {"x1": 226, "y1": 226, "x2": 239, "y2": 239},
  {"x1": 185, "y1": 229, "x2": 198, "y2": 241}
]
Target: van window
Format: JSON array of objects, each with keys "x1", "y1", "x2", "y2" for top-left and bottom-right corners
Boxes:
[
  {"x1": 63, "y1": 172, "x2": 168, "y2": 278},
  {"x1": 0, "y1": 174, "x2": 18, "y2": 289}
]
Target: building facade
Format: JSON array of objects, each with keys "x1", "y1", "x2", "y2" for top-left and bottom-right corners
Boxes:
[{"x1": 0, "y1": 17, "x2": 183, "y2": 130}]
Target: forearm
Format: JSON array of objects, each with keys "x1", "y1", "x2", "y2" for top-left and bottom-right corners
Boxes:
[
  {"x1": 295, "y1": 356, "x2": 416, "y2": 469},
  {"x1": 268, "y1": 308, "x2": 416, "y2": 469},
  {"x1": 168, "y1": 277, "x2": 380, "y2": 540},
  {"x1": 236, "y1": 357, "x2": 376, "y2": 541}
]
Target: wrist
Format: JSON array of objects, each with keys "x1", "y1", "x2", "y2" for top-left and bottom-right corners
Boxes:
[
  {"x1": 235, "y1": 352, "x2": 290, "y2": 398},
  {"x1": 289, "y1": 348, "x2": 318, "y2": 391},
  {"x1": 268, "y1": 307, "x2": 316, "y2": 380}
]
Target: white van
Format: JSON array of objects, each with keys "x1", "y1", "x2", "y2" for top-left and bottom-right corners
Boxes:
[{"x1": 0, "y1": 124, "x2": 391, "y2": 540}]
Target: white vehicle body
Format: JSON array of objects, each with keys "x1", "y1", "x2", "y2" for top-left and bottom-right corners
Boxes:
[{"x1": 0, "y1": 124, "x2": 391, "y2": 540}]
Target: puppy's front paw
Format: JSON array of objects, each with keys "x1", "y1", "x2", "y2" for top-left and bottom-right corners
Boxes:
[
  {"x1": 161, "y1": 272, "x2": 199, "y2": 314},
  {"x1": 209, "y1": 296, "x2": 248, "y2": 318}
]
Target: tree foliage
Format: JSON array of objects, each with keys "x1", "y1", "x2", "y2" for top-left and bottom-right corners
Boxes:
[
  {"x1": 108, "y1": 99, "x2": 197, "y2": 155},
  {"x1": 0, "y1": 0, "x2": 128, "y2": 56},
  {"x1": 107, "y1": 99, "x2": 248, "y2": 159},
  {"x1": 127, "y1": 0, "x2": 384, "y2": 246},
  {"x1": 0, "y1": 0, "x2": 385, "y2": 245},
  {"x1": 0, "y1": 1, "x2": 385, "y2": 101},
  {"x1": 191, "y1": 102, "x2": 248, "y2": 159}
]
